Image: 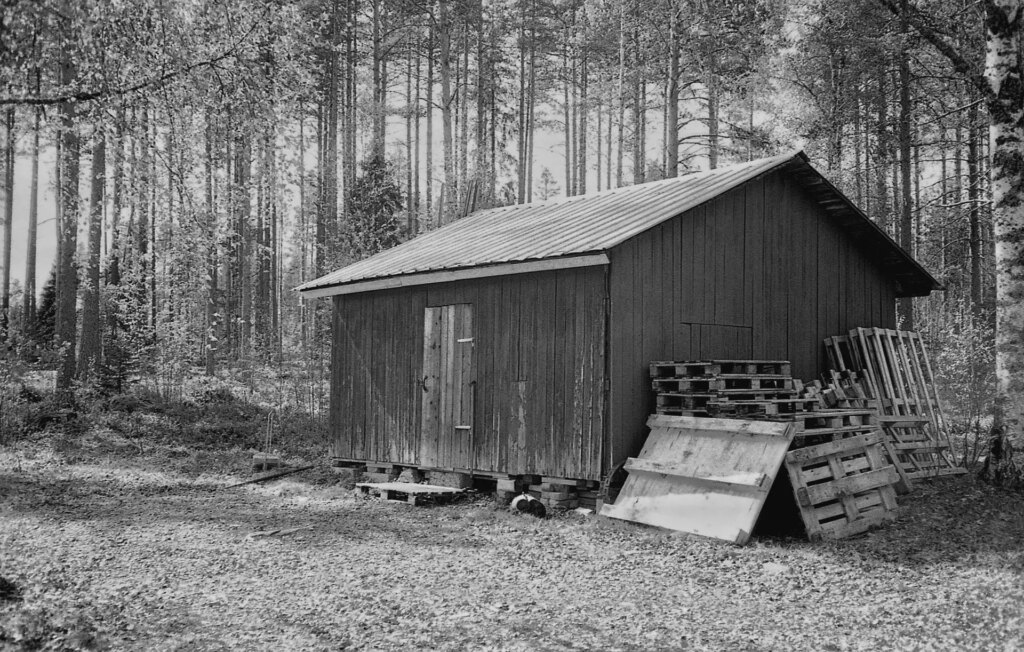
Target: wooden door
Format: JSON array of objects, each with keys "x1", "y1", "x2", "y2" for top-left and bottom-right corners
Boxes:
[{"x1": 420, "y1": 304, "x2": 474, "y2": 469}]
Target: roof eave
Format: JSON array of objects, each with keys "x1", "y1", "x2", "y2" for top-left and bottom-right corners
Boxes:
[
  {"x1": 781, "y1": 158, "x2": 942, "y2": 298},
  {"x1": 297, "y1": 253, "x2": 610, "y2": 298}
]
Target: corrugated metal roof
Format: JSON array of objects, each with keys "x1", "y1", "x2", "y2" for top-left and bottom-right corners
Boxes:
[
  {"x1": 298, "y1": 153, "x2": 794, "y2": 292},
  {"x1": 297, "y1": 151, "x2": 940, "y2": 297}
]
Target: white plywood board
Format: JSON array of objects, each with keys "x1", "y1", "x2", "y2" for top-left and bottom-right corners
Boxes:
[{"x1": 601, "y1": 415, "x2": 795, "y2": 544}]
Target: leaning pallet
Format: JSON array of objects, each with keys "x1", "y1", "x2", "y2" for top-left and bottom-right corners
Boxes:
[
  {"x1": 783, "y1": 431, "x2": 900, "y2": 541},
  {"x1": 600, "y1": 415, "x2": 797, "y2": 544},
  {"x1": 823, "y1": 328, "x2": 964, "y2": 479}
]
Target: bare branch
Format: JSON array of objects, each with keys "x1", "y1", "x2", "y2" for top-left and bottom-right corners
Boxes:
[
  {"x1": 0, "y1": 10, "x2": 266, "y2": 107},
  {"x1": 873, "y1": 0, "x2": 991, "y2": 98}
]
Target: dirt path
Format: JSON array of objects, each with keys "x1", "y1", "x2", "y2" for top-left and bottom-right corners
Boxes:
[{"x1": 2, "y1": 447, "x2": 1023, "y2": 651}]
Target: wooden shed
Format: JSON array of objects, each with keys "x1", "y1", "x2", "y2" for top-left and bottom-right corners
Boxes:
[{"x1": 298, "y1": 152, "x2": 939, "y2": 484}]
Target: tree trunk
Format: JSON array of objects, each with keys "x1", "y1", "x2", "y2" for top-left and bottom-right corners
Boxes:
[
  {"x1": 563, "y1": 38, "x2": 573, "y2": 196},
  {"x1": 707, "y1": 64, "x2": 719, "y2": 170},
  {"x1": 371, "y1": 0, "x2": 386, "y2": 160},
  {"x1": 632, "y1": 20, "x2": 643, "y2": 184},
  {"x1": 56, "y1": 56, "x2": 81, "y2": 397},
  {"x1": 666, "y1": 16, "x2": 680, "y2": 178},
  {"x1": 204, "y1": 112, "x2": 218, "y2": 376},
  {"x1": 439, "y1": 0, "x2": 455, "y2": 224},
  {"x1": 875, "y1": 70, "x2": 890, "y2": 232},
  {"x1": 897, "y1": 0, "x2": 914, "y2": 330},
  {"x1": 512, "y1": 4, "x2": 528, "y2": 200},
  {"x1": 426, "y1": 19, "x2": 435, "y2": 224},
  {"x1": 968, "y1": 98, "x2": 983, "y2": 319},
  {"x1": 987, "y1": 0, "x2": 1024, "y2": 461},
  {"x1": 414, "y1": 38, "x2": 422, "y2": 231},
  {"x1": 578, "y1": 31, "x2": 588, "y2": 195},
  {"x1": 0, "y1": 108, "x2": 13, "y2": 340},
  {"x1": 596, "y1": 98, "x2": 602, "y2": 191},
  {"x1": 406, "y1": 32, "x2": 415, "y2": 231},
  {"x1": 615, "y1": 0, "x2": 625, "y2": 188},
  {"x1": 475, "y1": 0, "x2": 488, "y2": 205},
  {"x1": 236, "y1": 134, "x2": 251, "y2": 358},
  {"x1": 23, "y1": 101, "x2": 40, "y2": 325},
  {"x1": 458, "y1": 23, "x2": 469, "y2": 208},
  {"x1": 78, "y1": 127, "x2": 105, "y2": 378}
]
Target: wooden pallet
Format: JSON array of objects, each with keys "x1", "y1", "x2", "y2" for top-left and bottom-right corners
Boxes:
[
  {"x1": 880, "y1": 416, "x2": 962, "y2": 479},
  {"x1": 823, "y1": 328, "x2": 964, "y2": 477},
  {"x1": 655, "y1": 407, "x2": 710, "y2": 417},
  {"x1": 356, "y1": 482, "x2": 465, "y2": 506},
  {"x1": 784, "y1": 431, "x2": 900, "y2": 540},
  {"x1": 656, "y1": 393, "x2": 715, "y2": 410},
  {"x1": 706, "y1": 397, "x2": 819, "y2": 417},
  {"x1": 797, "y1": 409, "x2": 877, "y2": 429},
  {"x1": 649, "y1": 360, "x2": 792, "y2": 378},
  {"x1": 652, "y1": 376, "x2": 794, "y2": 393}
]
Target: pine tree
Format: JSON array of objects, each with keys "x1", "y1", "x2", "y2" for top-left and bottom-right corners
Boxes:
[
  {"x1": 346, "y1": 154, "x2": 404, "y2": 258},
  {"x1": 32, "y1": 268, "x2": 56, "y2": 348}
]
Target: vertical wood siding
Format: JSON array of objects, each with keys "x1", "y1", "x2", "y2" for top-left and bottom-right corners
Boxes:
[
  {"x1": 606, "y1": 170, "x2": 898, "y2": 470},
  {"x1": 330, "y1": 266, "x2": 607, "y2": 480}
]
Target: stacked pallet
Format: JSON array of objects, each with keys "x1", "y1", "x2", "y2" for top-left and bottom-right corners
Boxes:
[{"x1": 650, "y1": 360, "x2": 819, "y2": 418}]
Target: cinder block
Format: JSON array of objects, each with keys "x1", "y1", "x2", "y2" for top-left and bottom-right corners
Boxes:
[
  {"x1": 496, "y1": 478, "x2": 526, "y2": 492},
  {"x1": 427, "y1": 471, "x2": 473, "y2": 489}
]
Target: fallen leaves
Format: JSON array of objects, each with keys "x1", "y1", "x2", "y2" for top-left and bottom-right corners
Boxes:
[{"x1": 2, "y1": 441, "x2": 1024, "y2": 651}]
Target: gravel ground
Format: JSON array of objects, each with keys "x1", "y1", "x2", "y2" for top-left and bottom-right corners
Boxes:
[{"x1": 1, "y1": 439, "x2": 1023, "y2": 652}]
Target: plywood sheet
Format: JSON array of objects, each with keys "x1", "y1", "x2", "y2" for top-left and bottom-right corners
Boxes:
[{"x1": 600, "y1": 415, "x2": 796, "y2": 544}]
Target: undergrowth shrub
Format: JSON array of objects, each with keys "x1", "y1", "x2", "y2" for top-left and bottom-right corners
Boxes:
[{"x1": 919, "y1": 299, "x2": 995, "y2": 467}]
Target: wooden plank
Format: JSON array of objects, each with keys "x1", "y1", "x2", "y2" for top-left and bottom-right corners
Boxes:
[
  {"x1": 764, "y1": 173, "x2": 788, "y2": 361},
  {"x1": 811, "y1": 491, "x2": 885, "y2": 522},
  {"x1": 785, "y1": 431, "x2": 884, "y2": 464},
  {"x1": 819, "y1": 510, "x2": 896, "y2": 539},
  {"x1": 745, "y1": 183, "x2": 763, "y2": 343},
  {"x1": 909, "y1": 331, "x2": 955, "y2": 449},
  {"x1": 457, "y1": 304, "x2": 474, "y2": 469},
  {"x1": 799, "y1": 456, "x2": 872, "y2": 483},
  {"x1": 590, "y1": 274, "x2": 607, "y2": 479},
  {"x1": 419, "y1": 306, "x2": 443, "y2": 467},
  {"x1": 797, "y1": 467, "x2": 899, "y2": 506},
  {"x1": 646, "y1": 414, "x2": 797, "y2": 437},
  {"x1": 573, "y1": 269, "x2": 589, "y2": 478},
  {"x1": 536, "y1": 273, "x2": 556, "y2": 472},
  {"x1": 353, "y1": 295, "x2": 369, "y2": 459},
  {"x1": 863, "y1": 443, "x2": 900, "y2": 509},
  {"x1": 624, "y1": 457, "x2": 769, "y2": 490},
  {"x1": 877, "y1": 329, "x2": 915, "y2": 416},
  {"x1": 691, "y1": 204, "x2": 708, "y2": 327},
  {"x1": 601, "y1": 417, "x2": 794, "y2": 544},
  {"x1": 440, "y1": 304, "x2": 455, "y2": 465}
]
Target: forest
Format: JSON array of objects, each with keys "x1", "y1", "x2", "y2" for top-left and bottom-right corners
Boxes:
[
  {"x1": 1, "y1": 2, "x2": 1023, "y2": 650},
  {"x1": 0, "y1": 0, "x2": 1021, "y2": 454}
]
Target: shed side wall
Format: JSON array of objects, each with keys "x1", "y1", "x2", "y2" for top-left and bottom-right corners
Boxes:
[
  {"x1": 606, "y1": 171, "x2": 897, "y2": 469},
  {"x1": 330, "y1": 266, "x2": 606, "y2": 480}
]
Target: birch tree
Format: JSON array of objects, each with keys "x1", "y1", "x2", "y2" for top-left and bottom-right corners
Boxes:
[{"x1": 878, "y1": 0, "x2": 1023, "y2": 477}]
